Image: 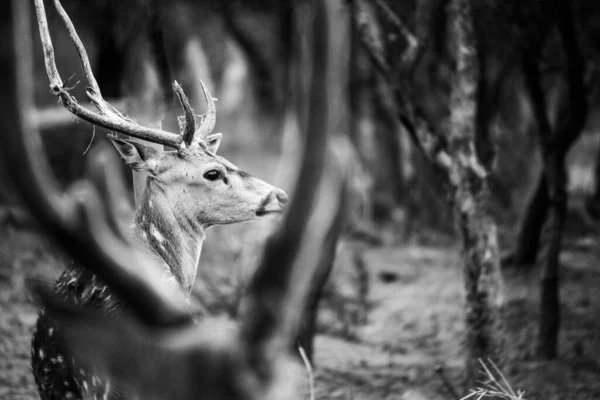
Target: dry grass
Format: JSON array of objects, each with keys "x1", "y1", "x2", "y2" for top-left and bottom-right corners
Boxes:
[{"x1": 462, "y1": 359, "x2": 526, "y2": 400}]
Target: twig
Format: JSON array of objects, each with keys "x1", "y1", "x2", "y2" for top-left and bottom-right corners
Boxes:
[{"x1": 354, "y1": 0, "x2": 391, "y2": 79}]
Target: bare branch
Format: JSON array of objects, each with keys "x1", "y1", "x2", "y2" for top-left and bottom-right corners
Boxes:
[
  {"x1": 173, "y1": 81, "x2": 197, "y2": 146},
  {"x1": 371, "y1": 0, "x2": 420, "y2": 65},
  {"x1": 372, "y1": 0, "x2": 419, "y2": 63},
  {"x1": 354, "y1": 0, "x2": 391, "y2": 78}
]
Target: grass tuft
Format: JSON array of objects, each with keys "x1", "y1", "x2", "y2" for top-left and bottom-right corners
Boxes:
[{"x1": 461, "y1": 359, "x2": 526, "y2": 400}]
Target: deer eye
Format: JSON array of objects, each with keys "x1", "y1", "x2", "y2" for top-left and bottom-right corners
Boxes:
[{"x1": 203, "y1": 169, "x2": 221, "y2": 181}]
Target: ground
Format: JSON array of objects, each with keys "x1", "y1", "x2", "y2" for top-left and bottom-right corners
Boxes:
[
  {"x1": 1, "y1": 213, "x2": 600, "y2": 399},
  {"x1": 1, "y1": 108, "x2": 600, "y2": 399}
]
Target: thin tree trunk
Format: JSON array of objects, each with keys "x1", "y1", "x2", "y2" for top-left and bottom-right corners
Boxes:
[
  {"x1": 448, "y1": 0, "x2": 504, "y2": 383},
  {"x1": 349, "y1": 5, "x2": 379, "y2": 222},
  {"x1": 292, "y1": 0, "x2": 349, "y2": 364},
  {"x1": 586, "y1": 144, "x2": 600, "y2": 218},
  {"x1": 297, "y1": 210, "x2": 345, "y2": 361},
  {"x1": 510, "y1": 174, "x2": 549, "y2": 266},
  {"x1": 522, "y1": 0, "x2": 586, "y2": 359}
]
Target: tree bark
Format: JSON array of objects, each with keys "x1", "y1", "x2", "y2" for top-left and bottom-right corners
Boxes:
[
  {"x1": 522, "y1": 0, "x2": 586, "y2": 359},
  {"x1": 586, "y1": 144, "x2": 600, "y2": 218},
  {"x1": 353, "y1": 0, "x2": 505, "y2": 383},
  {"x1": 447, "y1": 0, "x2": 505, "y2": 383},
  {"x1": 510, "y1": 174, "x2": 549, "y2": 266}
]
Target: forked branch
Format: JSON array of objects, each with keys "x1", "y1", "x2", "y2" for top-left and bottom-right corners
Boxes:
[
  {"x1": 372, "y1": 0, "x2": 420, "y2": 65},
  {"x1": 353, "y1": 0, "x2": 461, "y2": 178},
  {"x1": 33, "y1": 0, "x2": 215, "y2": 148}
]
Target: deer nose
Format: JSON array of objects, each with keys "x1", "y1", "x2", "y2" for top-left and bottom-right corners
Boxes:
[{"x1": 275, "y1": 189, "x2": 289, "y2": 205}]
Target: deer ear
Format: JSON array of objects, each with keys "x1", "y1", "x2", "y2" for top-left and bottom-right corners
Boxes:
[
  {"x1": 205, "y1": 133, "x2": 222, "y2": 154},
  {"x1": 108, "y1": 136, "x2": 161, "y2": 173}
]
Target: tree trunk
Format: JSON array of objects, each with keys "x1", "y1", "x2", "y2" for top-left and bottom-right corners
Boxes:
[
  {"x1": 296, "y1": 214, "x2": 344, "y2": 361},
  {"x1": 353, "y1": 0, "x2": 505, "y2": 383},
  {"x1": 510, "y1": 174, "x2": 549, "y2": 267},
  {"x1": 522, "y1": 0, "x2": 586, "y2": 359},
  {"x1": 448, "y1": 0, "x2": 505, "y2": 384},
  {"x1": 586, "y1": 144, "x2": 600, "y2": 219},
  {"x1": 292, "y1": 0, "x2": 349, "y2": 364}
]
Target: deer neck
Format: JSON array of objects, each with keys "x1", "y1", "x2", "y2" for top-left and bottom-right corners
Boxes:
[{"x1": 132, "y1": 179, "x2": 206, "y2": 295}]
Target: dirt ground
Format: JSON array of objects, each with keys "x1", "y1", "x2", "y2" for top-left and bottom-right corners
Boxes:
[{"x1": 1, "y1": 214, "x2": 600, "y2": 400}]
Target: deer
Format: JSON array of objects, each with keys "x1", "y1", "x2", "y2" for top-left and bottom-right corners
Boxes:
[
  {"x1": 5, "y1": 0, "x2": 345, "y2": 398},
  {"x1": 26, "y1": 0, "x2": 293, "y2": 398}
]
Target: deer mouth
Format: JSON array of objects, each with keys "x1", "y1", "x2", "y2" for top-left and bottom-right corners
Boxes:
[
  {"x1": 255, "y1": 196, "x2": 283, "y2": 216},
  {"x1": 256, "y1": 209, "x2": 282, "y2": 217}
]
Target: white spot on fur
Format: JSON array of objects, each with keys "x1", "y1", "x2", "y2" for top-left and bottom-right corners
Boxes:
[
  {"x1": 82, "y1": 381, "x2": 88, "y2": 391},
  {"x1": 48, "y1": 327, "x2": 54, "y2": 336},
  {"x1": 64, "y1": 380, "x2": 69, "y2": 386},
  {"x1": 57, "y1": 355, "x2": 63, "y2": 363},
  {"x1": 150, "y1": 224, "x2": 165, "y2": 243},
  {"x1": 39, "y1": 349, "x2": 44, "y2": 359},
  {"x1": 65, "y1": 391, "x2": 74, "y2": 399}
]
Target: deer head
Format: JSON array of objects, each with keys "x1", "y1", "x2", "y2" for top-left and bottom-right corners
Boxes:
[
  {"x1": 108, "y1": 83, "x2": 288, "y2": 227},
  {"x1": 31, "y1": 0, "x2": 288, "y2": 229}
]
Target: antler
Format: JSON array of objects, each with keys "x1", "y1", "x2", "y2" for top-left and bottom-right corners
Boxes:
[
  {"x1": 33, "y1": 0, "x2": 215, "y2": 149},
  {"x1": 7, "y1": 0, "x2": 194, "y2": 326}
]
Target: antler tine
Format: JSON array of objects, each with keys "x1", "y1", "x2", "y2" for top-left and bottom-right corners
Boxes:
[
  {"x1": 195, "y1": 80, "x2": 217, "y2": 140},
  {"x1": 33, "y1": 0, "x2": 184, "y2": 149},
  {"x1": 50, "y1": 0, "x2": 104, "y2": 111},
  {"x1": 173, "y1": 81, "x2": 198, "y2": 146}
]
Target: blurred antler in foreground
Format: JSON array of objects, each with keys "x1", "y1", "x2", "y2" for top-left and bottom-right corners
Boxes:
[{"x1": 5, "y1": 0, "x2": 346, "y2": 398}]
